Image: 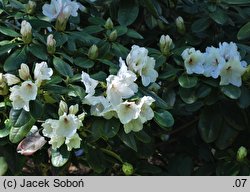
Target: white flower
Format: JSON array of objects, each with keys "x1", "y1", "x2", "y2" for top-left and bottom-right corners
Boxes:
[
  {"x1": 4, "y1": 74, "x2": 20, "y2": 86},
  {"x1": 181, "y1": 48, "x2": 205, "y2": 74},
  {"x1": 138, "y1": 96, "x2": 155, "y2": 123},
  {"x1": 42, "y1": 0, "x2": 80, "y2": 21},
  {"x1": 81, "y1": 71, "x2": 98, "y2": 96},
  {"x1": 9, "y1": 85, "x2": 29, "y2": 111},
  {"x1": 159, "y1": 35, "x2": 174, "y2": 54},
  {"x1": 115, "y1": 101, "x2": 140, "y2": 124},
  {"x1": 20, "y1": 20, "x2": 32, "y2": 37},
  {"x1": 34, "y1": 62, "x2": 53, "y2": 86},
  {"x1": 49, "y1": 136, "x2": 65, "y2": 149},
  {"x1": 19, "y1": 80, "x2": 37, "y2": 101},
  {"x1": 126, "y1": 45, "x2": 148, "y2": 72},
  {"x1": 18, "y1": 63, "x2": 30, "y2": 80},
  {"x1": 106, "y1": 59, "x2": 138, "y2": 106},
  {"x1": 65, "y1": 133, "x2": 82, "y2": 151},
  {"x1": 139, "y1": 57, "x2": 158, "y2": 86},
  {"x1": 55, "y1": 113, "x2": 82, "y2": 138},
  {"x1": 219, "y1": 59, "x2": 246, "y2": 87},
  {"x1": 42, "y1": 119, "x2": 58, "y2": 138},
  {"x1": 219, "y1": 42, "x2": 240, "y2": 61},
  {"x1": 203, "y1": 47, "x2": 226, "y2": 78},
  {"x1": 69, "y1": 104, "x2": 79, "y2": 115},
  {"x1": 124, "y1": 119, "x2": 143, "y2": 134}
]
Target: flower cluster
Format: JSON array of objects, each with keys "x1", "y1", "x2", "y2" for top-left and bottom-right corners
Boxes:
[
  {"x1": 126, "y1": 45, "x2": 158, "y2": 87},
  {"x1": 5, "y1": 62, "x2": 53, "y2": 111},
  {"x1": 181, "y1": 42, "x2": 247, "y2": 87},
  {"x1": 81, "y1": 46, "x2": 157, "y2": 134},
  {"x1": 42, "y1": 101, "x2": 85, "y2": 151}
]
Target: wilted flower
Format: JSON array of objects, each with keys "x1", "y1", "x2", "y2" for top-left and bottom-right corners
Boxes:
[
  {"x1": 20, "y1": 20, "x2": 32, "y2": 44},
  {"x1": 0, "y1": 73, "x2": 8, "y2": 95}
]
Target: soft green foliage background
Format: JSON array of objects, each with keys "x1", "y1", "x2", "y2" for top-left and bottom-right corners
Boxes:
[{"x1": 0, "y1": 0, "x2": 250, "y2": 175}]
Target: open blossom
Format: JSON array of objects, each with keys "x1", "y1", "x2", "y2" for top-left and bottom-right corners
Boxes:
[
  {"x1": 81, "y1": 71, "x2": 98, "y2": 96},
  {"x1": 9, "y1": 81, "x2": 37, "y2": 111},
  {"x1": 34, "y1": 62, "x2": 53, "y2": 86},
  {"x1": 115, "y1": 101, "x2": 140, "y2": 124},
  {"x1": 203, "y1": 47, "x2": 225, "y2": 78},
  {"x1": 42, "y1": 102, "x2": 83, "y2": 151},
  {"x1": 219, "y1": 42, "x2": 240, "y2": 61},
  {"x1": 126, "y1": 45, "x2": 148, "y2": 73},
  {"x1": 219, "y1": 59, "x2": 246, "y2": 87},
  {"x1": 4, "y1": 74, "x2": 20, "y2": 86},
  {"x1": 181, "y1": 48, "x2": 205, "y2": 75},
  {"x1": 140, "y1": 57, "x2": 158, "y2": 86},
  {"x1": 42, "y1": 0, "x2": 80, "y2": 21},
  {"x1": 106, "y1": 59, "x2": 138, "y2": 106}
]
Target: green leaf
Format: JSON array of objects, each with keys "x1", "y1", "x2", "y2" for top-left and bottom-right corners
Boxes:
[
  {"x1": 3, "y1": 48, "x2": 27, "y2": 72},
  {"x1": 215, "y1": 123, "x2": 239, "y2": 150},
  {"x1": 53, "y1": 56, "x2": 73, "y2": 77},
  {"x1": 209, "y1": 9, "x2": 228, "y2": 25},
  {"x1": 0, "y1": 26, "x2": 19, "y2": 37},
  {"x1": 82, "y1": 25, "x2": 104, "y2": 34},
  {"x1": 139, "y1": 87, "x2": 171, "y2": 110},
  {"x1": 179, "y1": 87, "x2": 198, "y2": 104},
  {"x1": 118, "y1": 131, "x2": 137, "y2": 151},
  {"x1": 198, "y1": 106, "x2": 223, "y2": 143},
  {"x1": 154, "y1": 110, "x2": 174, "y2": 129},
  {"x1": 28, "y1": 19, "x2": 52, "y2": 30},
  {"x1": 221, "y1": 85, "x2": 241, "y2": 99},
  {"x1": 29, "y1": 100, "x2": 44, "y2": 119},
  {"x1": 74, "y1": 57, "x2": 95, "y2": 69},
  {"x1": 143, "y1": 0, "x2": 159, "y2": 17},
  {"x1": 178, "y1": 74, "x2": 198, "y2": 88},
  {"x1": 222, "y1": 0, "x2": 250, "y2": 5},
  {"x1": 191, "y1": 18, "x2": 210, "y2": 33},
  {"x1": 118, "y1": 0, "x2": 139, "y2": 26},
  {"x1": 51, "y1": 146, "x2": 70, "y2": 167},
  {"x1": 134, "y1": 131, "x2": 151, "y2": 144},
  {"x1": 0, "y1": 120, "x2": 11, "y2": 138},
  {"x1": 239, "y1": 85, "x2": 250, "y2": 108},
  {"x1": 237, "y1": 22, "x2": 250, "y2": 40},
  {"x1": 28, "y1": 44, "x2": 48, "y2": 60},
  {"x1": 86, "y1": 146, "x2": 106, "y2": 173},
  {"x1": 126, "y1": 29, "x2": 144, "y2": 39},
  {"x1": 9, "y1": 109, "x2": 36, "y2": 143},
  {"x1": 0, "y1": 43, "x2": 18, "y2": 55},
  {"x1": 112, "y1": 42, "x2": 129, "y2": 58},
  {"x1": 103, "y1": 119, "x2": 120, "y2": 139},
  {"x1": 0, "y1": 157, "x2": 8, "y2": 176}
]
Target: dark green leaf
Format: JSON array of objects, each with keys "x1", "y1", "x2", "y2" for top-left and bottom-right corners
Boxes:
[
  {"x1": 0, "y1": 26, "x2": 19, "y2": 37},
  {"x1": 28, "y1": 44, "x2": 48, "y2": 60},
  {"x1": 154, "y1": 110, "x2": 174, "y2": 129},
  {"x1": 118, "y1": 131, "x2": 137, "y2": 151},
  {"x1": 237, "y1": 22, "x2": 250, "y2": 40},
  {"x1": 51, "y1": 146, "x2": 70, "y2": 167},
  {"x1": 74, "y1": 57, "x2": 95, "y2": 69},
  {"x1": 198, "y1": 106, "x2": 223, "y2": 143},
  {"x1": 178, "y1": 74, "x2": 198, "y2": 88},
  {"x1": 4, "y1": 48, "x2": 27, "y2": 72},
  {"x1": 221, "y1": 85, "x2": 241, "y2": 99},
  {"x1": 118, "y1": 0, "x2": 139, "y2": 26},
  {"x1": 191, "y1": 18, "x2": 210, "y2": 33},
  {"x1": 53, "y1": 56, "x2": 73, "y2": 77}
]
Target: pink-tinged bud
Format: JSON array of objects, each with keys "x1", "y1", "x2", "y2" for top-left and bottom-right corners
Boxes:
[
  {"x1": 47, "y1": 34, "x2": 56, "y2": 55},
  {"x1": 17, "y1": 131, "x2": 47, "y2": 156}
]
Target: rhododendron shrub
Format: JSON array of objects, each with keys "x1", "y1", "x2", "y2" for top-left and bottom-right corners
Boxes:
[{"x1": 0, "y1": 0, "x2": 250, "y2": 176}]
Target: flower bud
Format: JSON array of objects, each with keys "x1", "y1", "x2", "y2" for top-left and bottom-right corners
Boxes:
[
  {"x1": 3, "y1": 74, "x2": 20, "y2": 86},
  {"x1": 159, "y1": 35, "x2": 174, "y2": 56},
  {"x1": 109, "y1": 30, "x2": 117, "y2": 42},
  {"x1": 0, "y1": 73, "x2": 8, "y2": 96},
  {"x1": 20, "y1": 20, "x2": 32, "y2": 44},
  {"x1": 104, "y1": 17, "x2": 114, "y2": 30},
  {"x1": 122, "y1": 162, "x2": 134, "y2": 176},
  {"x1": 88, "y1": 44, "x2": 99, "y2": 60},
  {"x1": 58, "y1": 100, "x2": 68, "y2": 116},
  {"x1": 55, "y1": 7, "x2": 71, "y2": 32},
  {"x1": 47, "y1": 34, "x2": 56, "y2": 55},
  {"x1": 25, "y1": 1, "x2": 36, "y2": 14},
  {"x1": 237, "y1": 146, "x2": 247, "y2": 162},
  {"x1": 18, "y1": 63, "x2": 30, "y2": 80},
  {"x1": 78, "y1": 111, "x2": 87, "y2": 121},
  {"x1": 69, "y1": 104, "x2": 79, "y2": 115},
  {"x1": 175, "y1": 16, "x2": 185, "y2": 35}
]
